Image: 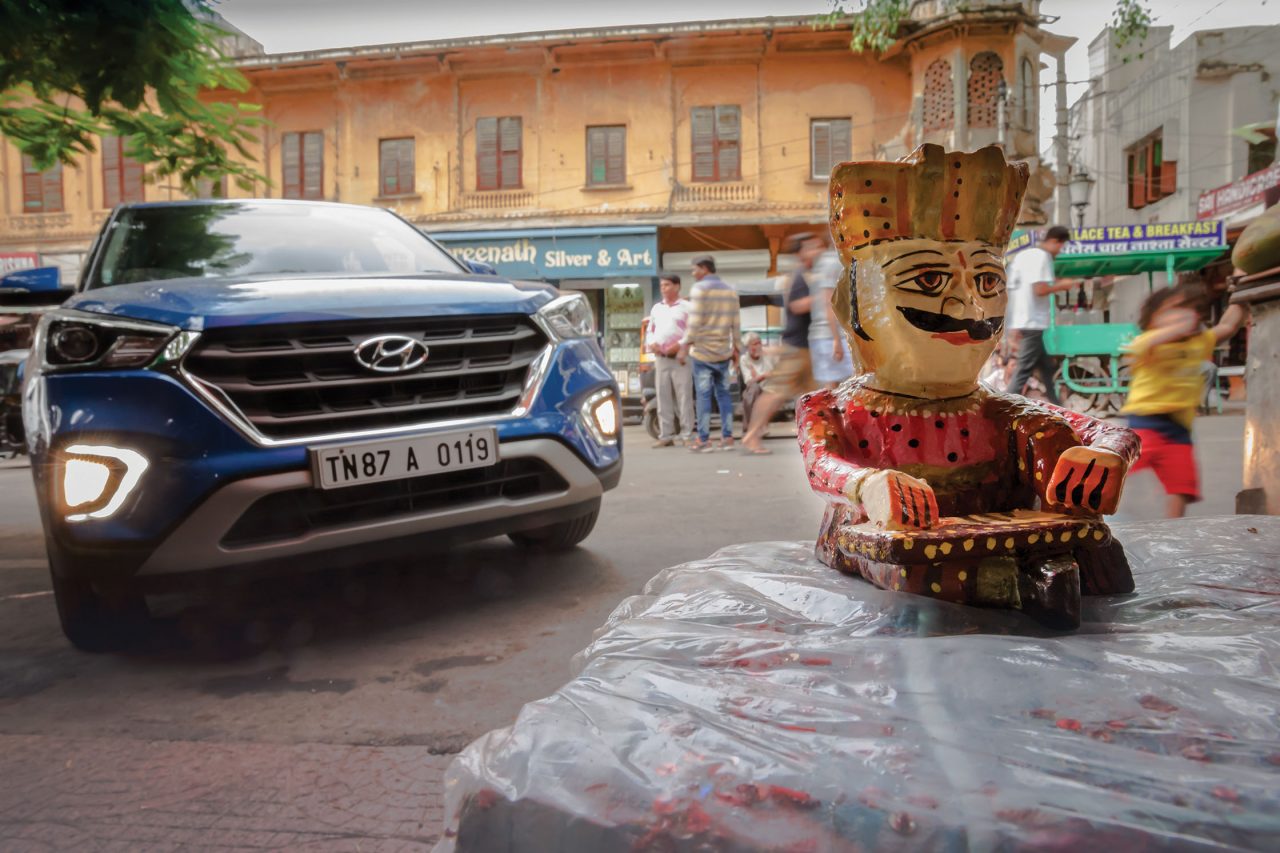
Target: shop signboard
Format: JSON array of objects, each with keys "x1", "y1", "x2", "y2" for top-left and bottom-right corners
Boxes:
[
  {"x1": 1197, "y1": 163, "x2": 1280, "y2": 221},
  {"x1": 434, "y1": 227, "x2": 658, "y2": 280},
  {"x1": 1007, "y1": 221, "x2": 1226, "y2": 255},
  {"x1": 0, "y1": 253, "x2": 38, "y2": 275}
]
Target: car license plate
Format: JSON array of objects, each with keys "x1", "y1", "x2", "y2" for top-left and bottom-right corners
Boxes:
[{"x1": 310, "y1": 428, "x2": 499, "y2": 490}]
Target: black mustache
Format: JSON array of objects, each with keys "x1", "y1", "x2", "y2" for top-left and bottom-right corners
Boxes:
[{"x1": 896, "y1": 307, "x2": 1004, "y2": 340}]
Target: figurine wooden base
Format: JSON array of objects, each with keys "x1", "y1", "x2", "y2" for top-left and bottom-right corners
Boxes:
[{"x1": 816, "y1": 507, "x2": 1134, "y2": 629}]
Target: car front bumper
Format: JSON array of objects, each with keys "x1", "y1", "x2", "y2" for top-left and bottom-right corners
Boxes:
[{"x1": 28, "y1": 337, "x2": 621, "y2": 581}]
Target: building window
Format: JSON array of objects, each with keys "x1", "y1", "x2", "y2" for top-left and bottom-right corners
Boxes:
[
  {"x1": 967, "y1": 52, "x2": 1005, "y2": 128},
  {"x1": 1248, "y1": 130, "x2": 1277, "y2": 175},
  {"x1": 810, "y1": 118, "x2": 852, "y2": 180},
  {"x1": 194, "y1": 176, "x2": 227, "y2": 199},
  {"x1": 101, "y1": 135, "x2": 145, "y2": 207},
  {"x1": 477, "y1": 117, "x2": 522, "y2": 191},
  {"x1": 923, "y1": 58, "x2": 954, "y2": 132},
  {"x1": 21, "y1": 153, "x2": 63, "y2": 213},
  {"x1": 586, "y1": 125, "x2": 626, "y2": 186},
  {"x1": 1019, "y1": 57, "x2": 1036, "y2": 130},
  {"x1": 282, "y1": 131, "x2": 324, "y2": 200},
  {"x1": 691, "y1": 105, "x2": 741, "y2": 183},
  {"x1": 1126, "y1": 129, "x2": 1176, "y2": 209},
  {"x1": 379, "y1": 137, "x2": 416, "y2": 196}
]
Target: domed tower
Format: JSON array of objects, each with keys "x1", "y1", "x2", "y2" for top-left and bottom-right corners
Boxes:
[{"x1": 885, "y1": 1, "x2": 1067, "y2": 225}]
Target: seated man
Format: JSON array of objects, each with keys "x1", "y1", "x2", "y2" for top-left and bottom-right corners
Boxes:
[{"x1": 797, "y1": 144, "x2": 1139, "y2": 628}]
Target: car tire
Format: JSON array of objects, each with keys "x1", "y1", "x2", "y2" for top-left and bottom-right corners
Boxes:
[
  {"x1": 643, "y1": 406, "x2": 660, "y2": 441},
  {"x1": 508, "y1": 509, "x2": 599, "y2": 551},
  {"x1": 50, "y1": 570, "x2": 149, "y2": 653}
]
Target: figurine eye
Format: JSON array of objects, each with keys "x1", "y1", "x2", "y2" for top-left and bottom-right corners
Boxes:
[
  {"x1": 974, "y1": 272, "x2": 1005, "y2": 297},
  {"x1": 898, "y1": 270, "x2": 951, "y2": 295}
]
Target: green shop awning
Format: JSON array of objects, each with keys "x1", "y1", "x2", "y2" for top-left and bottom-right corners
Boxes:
[{"x1": 1053, "y1": 247, "x2": 1227, "y2": 279}]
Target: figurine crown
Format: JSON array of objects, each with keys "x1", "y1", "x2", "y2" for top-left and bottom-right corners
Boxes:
[{"x1": 829, "y1": 144, "x2": 1029, "y2": 254}]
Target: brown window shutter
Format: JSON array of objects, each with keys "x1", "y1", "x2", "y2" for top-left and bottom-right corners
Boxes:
[
  {"x1": 586, "y1": 127, "x2": 605, "y2": 185},
  {"x1": 122, "y1": 148, "x2": 145, "y2": 203},
  {"x1": 476, "y1": 118, "x2": 498, "y2": 191},
  {"x1": 21, "y1": 154, "x2": 42, "y2": 211},
  {"x1": 811, "y1": 121, "x2": 831, "y2": 180},
  {"x1": 691, "y1": 107, "x2": 715, "y2": 182},
  {"x1": 379, "y1": 139, "x2": 397, "y2": 195},
  {"x1": 398, "y1": 139, "x2": 415, "y2": 194},
  {"x1": 303, "y1": 132, "x2": 323, "y2": 199},
  {"x1": 605, "y1": 126, "x2": 625, "y2": 184},
  {"x1": 282, "y1": 132, "x2": 301, "y2": 198},
  {"x1": 715, "y1": 105, "x2": 741, "y2": 181},
  {"x1": 832, "y1": 119, "x2": 852, "y2": 170},
  {"x1": 102, "y1": 136, "x2": 121, "y2": 208},
  {"x1": 42, "y1": 162, "x2": 63, "y2": 212},
  {"x1": 498, "y1": 117, "x2": 522, "y2": 189},
  {"x1": 1160, "y1": 159, "x2": 1177, "y2": 196},
  {"x1": 1145, "y1": 144, "x2": 1161, "y2": 204}
]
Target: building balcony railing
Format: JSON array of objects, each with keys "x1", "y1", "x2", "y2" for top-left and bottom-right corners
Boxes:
[
  {"x1": 673, "y1": 182, "x2": 760, "y2": 204},
  {"x1": 460, "y1": 190, "x2": 535, "y2": 211}
]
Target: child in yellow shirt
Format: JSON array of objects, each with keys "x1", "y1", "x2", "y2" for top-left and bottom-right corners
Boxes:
[{"x1": 1121, "y1": 285, "x2": 1249, "y2": 518}]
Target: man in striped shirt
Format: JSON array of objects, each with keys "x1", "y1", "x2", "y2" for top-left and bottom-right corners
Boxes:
[{"x1": 679, "y1": 255, "x2": 741, "y2": 452}]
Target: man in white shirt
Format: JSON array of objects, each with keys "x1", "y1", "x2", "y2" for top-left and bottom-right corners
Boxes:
[
  {"x1": 1004, "y1": 225, "x2": 1080, "y2": 405},
  {"x1": 645, "y1": 274, "x2": 694, "y2": 447}
]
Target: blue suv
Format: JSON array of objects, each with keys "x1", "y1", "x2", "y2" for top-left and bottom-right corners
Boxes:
[{"x1": 23, "y1": 200, "x2": 621, "y2": 650}]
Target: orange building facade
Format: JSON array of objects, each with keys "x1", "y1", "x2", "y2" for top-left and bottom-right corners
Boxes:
[{"x1": 0, "y1": 4, "x2": 1069, "y2": 386}]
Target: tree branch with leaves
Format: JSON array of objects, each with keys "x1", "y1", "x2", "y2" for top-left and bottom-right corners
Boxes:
[{"x1": 0, "y1": 0, "x2": 266, "y2": 194}]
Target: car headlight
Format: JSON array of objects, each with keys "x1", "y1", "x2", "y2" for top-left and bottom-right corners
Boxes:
[
  {"x1": 536, "y1": 293, "x2": 595, "y2": 341},
  {"x1": 581, "y1": 388, "x2": 620, "y2": 446},
  {"x1": 36, "y1": 310, "x2": 183, "y2": 372}
]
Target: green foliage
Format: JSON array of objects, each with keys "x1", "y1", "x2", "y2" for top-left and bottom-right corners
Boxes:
[
  {"x1": 1111, "y1": 0, "x2": 1152, "y2": 50},
  {"x1": 817, "y1": 0, "x2": 911, "y2": 54},
  {"x1": 0, "y1": 0, "x2": 265, "y2": 193}
]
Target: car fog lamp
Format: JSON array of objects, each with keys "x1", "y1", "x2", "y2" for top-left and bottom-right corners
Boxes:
[
  {"x1": 64, "y1": 458, "x2": 113, "y2": 508},
  {"x1": 593, "y1": 397, "x2": 618, "y2": 437},
  {"x1": 60, "y1": 444, "x2": 150, "y2": 522},
  {"x1": 581, "y1": 388, "x2": 620, "y2": 446},
  {"x1": 51, "y1": 325, "x2": 101, "y2": 363}
]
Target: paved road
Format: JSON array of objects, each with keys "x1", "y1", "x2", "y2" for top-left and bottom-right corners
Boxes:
[{"x1": 0, "y1": 415, "x2": 1247, "y2": 848}]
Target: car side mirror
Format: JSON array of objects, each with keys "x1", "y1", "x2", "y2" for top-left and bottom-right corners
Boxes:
[
  {"x1": 463, "y1": 260, "x2": 498, "y2": 276},
  {"x1": 0, "y1": 267, "x2": 71, "y2": 307}
]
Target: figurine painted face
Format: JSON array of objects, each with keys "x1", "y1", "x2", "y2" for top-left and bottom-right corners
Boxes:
[
  {"x1": 829, "y1": 144, "x2": 1029, "y2": 397},
  {"x1": 848, "y1": 237, "x2": 1006, "y2": 391}
]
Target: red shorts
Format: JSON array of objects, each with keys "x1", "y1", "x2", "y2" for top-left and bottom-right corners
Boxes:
[{"x1": 1131, "y1": 429, "x2": 1200, "y2": 501}]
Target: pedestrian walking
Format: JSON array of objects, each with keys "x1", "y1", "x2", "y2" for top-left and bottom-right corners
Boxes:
[
  {"x1": 741, "y1": 232, "x2": 823, "y2": 455},
  {"x1": 1121, "y1": 282, "x2": 1250, "y2": 518},
  {"x1": 808, "y1": 244, "x2": 854, "y2": 388},
  {"x1": 644, "y1": 273, "x2": 694, "y2": 447},
  {"x1": 738, "y1": 332, "x2": 776, "y2": 430},
  {"x1": 679, "y1": 255, "x2": 740, "y2": 452},
  {"x1": 1004, "y1": 225, "x2": 1081, "y2": 405}
]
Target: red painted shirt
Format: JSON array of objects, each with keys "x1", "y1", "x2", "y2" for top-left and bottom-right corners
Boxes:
[{"x1": 798, "y1": 381, "x2": 1140, "y2": 519}]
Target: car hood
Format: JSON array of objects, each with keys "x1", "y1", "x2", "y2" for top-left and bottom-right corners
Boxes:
[{"x1": 65, "y1": 274, "x2": 558, "y2": 330}]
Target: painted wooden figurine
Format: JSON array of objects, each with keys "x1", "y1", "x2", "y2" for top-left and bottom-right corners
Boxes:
[{"x1": 801, "y1": 144, "x2": 1138, "y2": 629}]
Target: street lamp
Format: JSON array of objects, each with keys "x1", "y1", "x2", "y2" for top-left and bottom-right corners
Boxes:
[{"x1": 1068, "y1": 167, "x2": 1095, "y2": 231}]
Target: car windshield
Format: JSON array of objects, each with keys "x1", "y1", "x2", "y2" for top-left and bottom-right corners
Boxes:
[{"x1": 87, "y1": 202, "x2": 463, "y2": 289}]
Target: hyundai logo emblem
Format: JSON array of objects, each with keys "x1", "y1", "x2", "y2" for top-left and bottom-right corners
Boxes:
[{"x1": 354, "y1": 335, "x2": 430, "y2": 374}]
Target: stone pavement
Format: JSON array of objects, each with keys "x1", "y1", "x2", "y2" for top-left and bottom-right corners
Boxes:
[{"x1": 0, "y1": 735, "x2": 450, "y2": 851}]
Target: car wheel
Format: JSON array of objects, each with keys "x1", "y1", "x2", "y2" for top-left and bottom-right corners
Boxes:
[
  {"x1": 643, "y1": 406, "x2": 660, "y2": 441},
  {"x1": 508, "y1": 509, "x2": 599, "y2": 551},
  {"x1": 49, "y1": 570, "x2": 149, "y2": 653}
]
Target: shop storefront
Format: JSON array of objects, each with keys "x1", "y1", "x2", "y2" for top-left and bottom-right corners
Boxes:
[{"x1": 431, "y1": 226, "x2": 658, "y2": 399}]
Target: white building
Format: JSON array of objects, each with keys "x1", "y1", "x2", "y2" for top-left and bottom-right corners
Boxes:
[{"x1": 1065, "y1": 24, "x2": 1279, "y2": 324}]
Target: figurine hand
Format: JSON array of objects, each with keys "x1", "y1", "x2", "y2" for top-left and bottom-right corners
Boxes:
[
  {"x1": 860, "y1": 470, "x2": 939, "y2": 530},
  {"x1": 1046, "y1": 446, "x2": 1126, "y2": 514}
]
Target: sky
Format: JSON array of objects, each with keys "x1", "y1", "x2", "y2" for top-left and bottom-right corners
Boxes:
[{"x1": 215, "y1": 0, "x2": 1280, "y2": 159}]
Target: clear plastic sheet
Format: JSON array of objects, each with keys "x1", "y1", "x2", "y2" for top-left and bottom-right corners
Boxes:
[{"x1": 438, "y1": 517, "x2": 1280, "y2": 851}]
